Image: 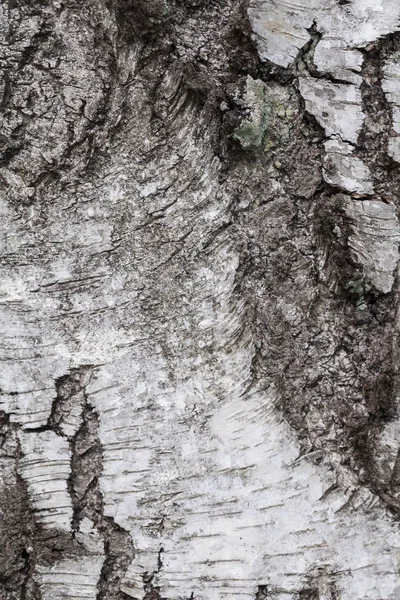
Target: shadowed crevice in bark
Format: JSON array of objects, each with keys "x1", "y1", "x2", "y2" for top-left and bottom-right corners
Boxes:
[
  {"x1": 96, "y1": 517, "x2": 136, "y2": 600},
  {"x1": 358, "y1": 46, "x2": 394, "y2": 195},
  {"x1": 142, "y1": 547, "x2": 164, "y2": 600},
  {"x1": 298, "y1": 591, "x2": 319, "y2": 600},
  {"x1": 66, "y1": 367, "x2": 135, "y2": 599},
  {"x1": 255, "y1": 585, "x2": 269, "y2": 599}
]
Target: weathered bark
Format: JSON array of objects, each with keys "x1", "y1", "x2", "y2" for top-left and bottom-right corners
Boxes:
[{"x1": 1, "y1": 1, "x2": 400, "y2": 599}]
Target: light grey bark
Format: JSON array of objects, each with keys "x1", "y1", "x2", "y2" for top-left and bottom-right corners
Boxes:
[{"x1": 1, "y1": 1, "x2": 400, "y2": 599}]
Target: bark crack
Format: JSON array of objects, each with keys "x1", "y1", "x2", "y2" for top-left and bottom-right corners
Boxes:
[
  {"x1": 64, "y1": 367, "x2": 135, "y2": 599},
  {"x1": 143, "y1": 547, "x2": 164, "y2": 600}
]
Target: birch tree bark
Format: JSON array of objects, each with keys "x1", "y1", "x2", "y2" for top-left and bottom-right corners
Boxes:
[{"x1": 1, "y1": 1, "x2": 400, "y2": 599}]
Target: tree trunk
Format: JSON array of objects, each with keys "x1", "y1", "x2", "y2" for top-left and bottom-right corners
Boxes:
[{"x1": 1, "y1": 1, "x2": 400, "y2": 599}]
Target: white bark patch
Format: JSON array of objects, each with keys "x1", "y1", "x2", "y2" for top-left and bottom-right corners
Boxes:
[
  {"x1": 298, "y1": 78, "x2": 373, "y2": 194},
  {"x1": 248, "y1": 0, "x2": 312, "y2": 68},
  {"x1": 313, "y1": 39, "x2": 363, "y2": 86},
  {"x1": 323, "y1": 140, "x2": 374, "y2": 196},
  {"x1": 345, "y1": 199, "x2": 400, "y2": 293},
  {"x1": 0, "y1": 297, "x2": 69, "y2": 428},
  {"x1": 0, "y1": 196, "x2": 70, "y2": 428},
  {"x1": 298, "y1": 78, "x2": 364, "y2": 144},
  {"x1": 18, "y1": 430, "x2": 73, "y2": 531},
  {"x1": 0, "y1": 388, "x2": 56, "y2": 431},
  {"x1": 36, "y1": 556, "x2": 104, "y2": 600}
]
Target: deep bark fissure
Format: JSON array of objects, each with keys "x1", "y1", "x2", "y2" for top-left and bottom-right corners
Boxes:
[
  {"x1": 66, "y1": 367, "x2": 135, "y2": 600},
  {"x1": 359, "y1": 42, "x2": 399, "y2": 199}
]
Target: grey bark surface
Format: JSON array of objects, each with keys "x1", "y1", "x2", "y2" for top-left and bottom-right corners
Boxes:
[{"x1": 1, "y1": 1, "x2": 400, "y2": 599}]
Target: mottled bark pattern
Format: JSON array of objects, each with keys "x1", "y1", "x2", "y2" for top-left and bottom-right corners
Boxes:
[{"x1": 1, "y1": 1, "x2": 400, "y2": 599}]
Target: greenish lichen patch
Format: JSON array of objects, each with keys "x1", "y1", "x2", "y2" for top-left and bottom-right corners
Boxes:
[
  {"x1": 232, "y1": 77, "x2": 269, "y2": 149},
  {"x1": 233, "y1": 76, "x2": 296, "y2": 152},
  {"x1": 345, "y1": 275, "x2": 371, "y2": 310}
]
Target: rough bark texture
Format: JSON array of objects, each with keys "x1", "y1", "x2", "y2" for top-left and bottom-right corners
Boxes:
[{"x1": 1, "y1": 1, "x2": 400, "y2": 599}]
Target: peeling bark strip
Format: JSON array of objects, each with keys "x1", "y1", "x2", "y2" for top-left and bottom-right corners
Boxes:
[{"x1": 1, "y1": 0, "x2": 400, "y2": 599}]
